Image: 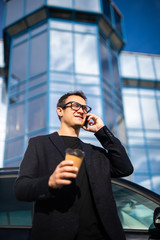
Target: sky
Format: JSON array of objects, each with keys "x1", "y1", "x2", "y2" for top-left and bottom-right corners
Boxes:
[
  {"x1": 113, "y1": 0, "x2": 160, "y2": 55},
  {"x1": 0, "y1": 0, "x2": 160, "y2": 55}
]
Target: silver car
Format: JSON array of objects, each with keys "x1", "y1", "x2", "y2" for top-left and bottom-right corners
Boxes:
[{"x1": 0, "y1": 169, "x2": 160, "y2": 239}]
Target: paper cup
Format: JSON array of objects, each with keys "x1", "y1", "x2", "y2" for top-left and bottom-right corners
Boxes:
[{"x1": 65, "y1": 148, "x2": 85, "y2": 171}]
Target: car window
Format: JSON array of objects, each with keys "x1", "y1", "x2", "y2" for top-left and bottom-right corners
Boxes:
[
  {"x1": 112, "y1": 182, "x2": 159, "y2": 230},
  {"x1": 0, "y1": 176, "x2": 33, "y2": 227}
]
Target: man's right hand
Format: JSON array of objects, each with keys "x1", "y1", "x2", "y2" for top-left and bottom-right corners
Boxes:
[{"x1": 48, "y1": 160, "x2": 78, "y2": 189}]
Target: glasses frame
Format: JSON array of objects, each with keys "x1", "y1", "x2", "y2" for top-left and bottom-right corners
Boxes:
[{"x1": 61, "y1": 101, "x2": 92, "y2": 114}]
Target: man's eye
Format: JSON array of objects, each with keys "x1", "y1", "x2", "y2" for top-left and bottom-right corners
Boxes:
[
  {"x1": 73, "y1": 103, "x2": 80, "y2": 108},
  {"x1": 75, "y1": 103, "x2": 80, "y2": 107}
]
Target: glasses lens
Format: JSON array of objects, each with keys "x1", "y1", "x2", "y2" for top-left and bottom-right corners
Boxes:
[
  {"x1": 82, "y1": 106, "x2": 88, "y2": 113},
  {"x1": 70, "y1": 102, "x2": 91, "y2": 113},
  {"x1": 71, "y1": 102, "x2": 80, "y2": 111}
]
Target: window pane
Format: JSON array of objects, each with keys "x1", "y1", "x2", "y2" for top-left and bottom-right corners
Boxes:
[
  {"x1": 11, "y1": 41, "x2": 28, "y2": 84},
  {"x1": 148, "y1": 148, "x2": 160, "y2": 174},
  {"x1": 120, "y1": 54, "x2": 138, "y2": 78},
  {"x1": 100, "y1": 40, "x2": 110, "y2": 83},
  {"x1": 158, "y1": 98, "x2": 160, "y2": 114},
  {"x1": 75, "y1": 33, "x2": 99, "y2": 75},
  {"x1": 114, "y1": 8, "x2": 122, "y2": 36},
  {"x1": 0, "y1": 40, "x2": 4, "y2": 67},
  {"x1": 50, "y1": 30, "x2": 73, "y2": 72},
  {"x1": 103, "y1": 83, "x2": 112, "y2": 102},
  {"x1": 25, "y1": 0, "x2": 44, "y2": 14},
  {"x1": 87, "y1": 97, "x2": 102, "y2": 117},
  {"x1": 139, "y1": 89, "x2": 155, "y2": 96},
  {"x1": 146, "y1": 131, "x2": 160, "y2": 139},
  {"x1": 74, "y1": 24, "x2": 96, "y2": 34},
  {"x1": 116, "y1": 112, "x2": 126, "y2": 144},
  {"x1": 50, "y1": 82, "x2": 74, "y2": 92},
  {"x1": 13, "y1": 33, "x2": 28, "y2": 45},
  {"x1": 5, "y1": 159, "x2": 22, "y2": 168},
  {"x1": 50, "y1": 20, "x2": 72, "y2": 31},
  {"x1": 75, "y1": 75, "x2": 99, "y2": 84},
  {"x1": 49, "y1": 93, "x2": 61, "y2": 127},
  {"x1": 128, "y1": 137, "x2": 145, "y2": 145},
  {"x1": 75, "y1": 0, "x2": 100, "y2": 12},
  {"x1": 7, "y1": 104, "x2": 25, "y2": 138},
  {"x1": 141, "y1": 98, "x2": 159, "y2": 129},
  {"x1": 75, "y1": 85, "x2": 100, "y2": 95},
  {"x1": 0, "y1": 177, "x2": 33, "y2": 226},
  {"x1": 103, "y1": 0, "x2": 111, "y2": 22},
  {"x1": 111, "y1": 52, "x2": 120, "y2": 91},
  {"x1": 138, "y1": 56, "x2": 155, "y2": 80},
  {"x1": 146, "y1": 130, "x2": 160, "y2": 146},
  {"x1": 28, "y1": 95, "x2": 46, "y2": 132},
  {"x1": 129, "y1": 147, "x2": 148, "y2": 173},
  {"x1": 50, "y1": 72, "x2": 74, "y2": 84},
  {"x1": 9, "y1": 82, "x2": 26, "y2": 95},
  {"x1": 30, "y1": 32, "x2": 47, "y2": 77},
  {"x1": 123, "y1": 96, "x2": 142, "y2": 128},
  {"x1": 5, "y1": 138, "x2": 23, "y2": 160},
  {"x1": 28, "y1": 131, "x2": 47, "y2": 140},
  {"x1": 128, "y1": 130, "x2": 144, "y2": 138},
  {"x1": 104, "y1": 101, "x2": 114, "y2": 131},
  {"x1": 122, "y1": 88, "x2": 138, "y2": 95},
  {"x1": 47, "y1": 0, "x2": 72, "y2": 8},
  {"x1": 9, "y1": 92, "x2": 25, "y2": 104},
  {"x1": 29, "y1": 84, "x2": 46, "y2": 98},
  {"x1": 154, "y1": 57, "x2": 160, "y2": 80},
  {"x1": 133, "y1": 175, "x2": 152, "y2": 191},
  {"x1": 31, "y1": 24, "x2": 47, "y2": 36},
  {"x1": 5, "y1": 0, "x2": 23, "y2": 26},
  {"x1": 112, "y1": 183, "x2": 158, "y2": 230},
  {"x1": 29, "y1": 74, "x2": 47, "y2": 88},
  {"x1": 152, "y1": 176, "x2": 160, "y2": 194}
]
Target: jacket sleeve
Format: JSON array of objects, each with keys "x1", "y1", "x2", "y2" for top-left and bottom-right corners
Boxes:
[
  {"x1": 94, "y1": 126, "x2": 134, "y2": 178},
  {"x1": 14, "y1": 138, "x2": 57, "y2": 202}
]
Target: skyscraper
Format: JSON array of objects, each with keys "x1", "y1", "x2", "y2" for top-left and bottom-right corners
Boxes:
[
  {"x1": 3, "y1": 0, "x2": 126, "y2": 168},
  {"x1": 120, "y1": 51, "x2": 160, "y2": 194}
]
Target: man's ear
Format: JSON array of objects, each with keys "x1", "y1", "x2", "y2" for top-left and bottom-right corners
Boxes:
[{"x1": 57, "y1": 107, "x2": 63, "y2": 119}]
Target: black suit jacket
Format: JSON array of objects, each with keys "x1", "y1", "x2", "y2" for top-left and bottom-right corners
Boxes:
[{"x1": 14, "y1": 126, "x2": 133, "y2": 240}]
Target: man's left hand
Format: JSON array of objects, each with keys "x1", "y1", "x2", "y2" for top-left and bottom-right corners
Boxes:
[{"x1": 82, "y1": 113, "x2": 104, "y2": 133}]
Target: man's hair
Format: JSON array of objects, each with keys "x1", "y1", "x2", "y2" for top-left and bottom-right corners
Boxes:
[{"x1": 57, "y1": 91, "x2": 87, "y2": 108}]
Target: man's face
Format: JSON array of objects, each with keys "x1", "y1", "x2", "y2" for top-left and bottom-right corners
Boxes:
[{"x1": 58, "y1": 95, "x2": 87, "y2": 128}]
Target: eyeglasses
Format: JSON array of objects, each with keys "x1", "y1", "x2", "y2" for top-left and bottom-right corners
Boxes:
[{"x1": 61, "y1": 101, "x2": 92, "y2": 114}]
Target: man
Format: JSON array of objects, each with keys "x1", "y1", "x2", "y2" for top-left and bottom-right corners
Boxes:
[{"x1": 14, "y1": 91, "x2": 133, "y2": 240}]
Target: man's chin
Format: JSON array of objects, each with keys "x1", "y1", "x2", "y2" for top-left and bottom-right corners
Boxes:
[{"x1": 74, "y1": 122, "x2": 84, "y2": 128}]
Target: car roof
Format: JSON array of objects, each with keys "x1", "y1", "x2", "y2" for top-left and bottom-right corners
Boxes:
[{"x1": 112, "y1": 178, "x2": 160, "y2": 205}]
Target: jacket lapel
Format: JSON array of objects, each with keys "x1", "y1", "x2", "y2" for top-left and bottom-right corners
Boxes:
[
  {"x1": 80, "y1": 141, "x2": 95, "y2": 185},
  {"x1": 49, "y1": 132, "x2": 66, "y2": 159},
  {"x1": 80, "y1": 141, "x2": 91, "y2": 166},
  {"x1": 49, "y1": 133, "x2": 94, "y2": 185}
]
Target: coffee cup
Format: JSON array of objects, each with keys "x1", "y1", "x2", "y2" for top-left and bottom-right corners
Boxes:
[{"x1": 65, "y1": 148, "x2": 85, "y2": 171}]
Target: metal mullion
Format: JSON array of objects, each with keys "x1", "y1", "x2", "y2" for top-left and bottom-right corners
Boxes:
[
  {"x1": 24, "y1": 31, "x2": 30, "y2": 152},
  {"x1": 46, "y1": 20, "x2": 50, "y2": 134}
]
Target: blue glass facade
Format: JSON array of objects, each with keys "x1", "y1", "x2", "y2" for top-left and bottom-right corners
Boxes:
[
  {"x1": 1, "y1": 1, "x2": 160, "y2": 195},
  {"x1": 120, "y1": 52, "x2": 160, "y2": 194},
  {"x1": 3, "y1": 0, "x2": 126, "y2": 168},
  {"x1": 0, "y1": 40, "x2": 7, "y2": 167}
]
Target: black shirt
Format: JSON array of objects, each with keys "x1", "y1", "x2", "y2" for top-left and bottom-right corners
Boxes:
[{"x1": 61, "y1": 136, "x2": 108, "y2": 240}]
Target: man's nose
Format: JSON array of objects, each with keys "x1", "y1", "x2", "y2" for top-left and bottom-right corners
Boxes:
[{"x1": 77, "y1": 106, "x2": 84, "y2": 114}]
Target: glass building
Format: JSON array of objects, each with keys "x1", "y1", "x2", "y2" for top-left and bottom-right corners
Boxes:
[
  {"x1": 0, "y1": 40, "x2": 7, "y2": 168},
  {"x1": 2, "y1": 0, "x2": 126, "y2": 168},
  {"x1": 120, "y1": 51, "x2": 160, "y2": 194}
]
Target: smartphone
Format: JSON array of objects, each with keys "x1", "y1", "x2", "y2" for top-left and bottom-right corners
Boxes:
[{"x1": 84, "y1": 116, "x2": 89, "y2": 127}]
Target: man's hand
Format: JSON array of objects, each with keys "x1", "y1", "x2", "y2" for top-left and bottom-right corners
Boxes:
[
  {"x1": 82, "y1": 113, "x2": 104, "y2": 133},
  {"x1": 48, "y1": 160, "x2": 78, "y2": 189}
]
